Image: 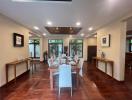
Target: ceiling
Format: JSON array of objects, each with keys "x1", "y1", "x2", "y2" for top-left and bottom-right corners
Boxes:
[
  {"x1": 0, "y1": 0, "x2": 132, "y2": 37},
  {"x1": 45, "y1": 27, "x2": 82, "y2": 35}
]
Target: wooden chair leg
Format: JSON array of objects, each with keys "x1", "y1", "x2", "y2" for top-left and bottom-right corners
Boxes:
[
  {"x1": 71, "y1": 87, "x2": 72, "y2": 97},
  {"x1": 59, "y1": 88, "x2": 60, "y2": 97}
]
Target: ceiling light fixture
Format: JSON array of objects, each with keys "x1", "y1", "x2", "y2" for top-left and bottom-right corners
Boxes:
[
  {"x1": 34, "y1": 26, "x2": 39, "y2": 30},
  {"x1": 29, "y1": 34, "x2": 32, "y2": 37},
  {"x1": 94, "y1": 35, "x2": 97, "y2": 37},
  {"x1": 81, "y1": 33, "x2": 84, "y2": 37},
  {"x1": 88, "y1": 27, "x2": 93, "y2": 31},
  {"x1": 70, "y1": 27, "x2": 73, "y2": 30},
  {"x1": 69, "y1": 35, "x2": 72, "y2": 38},
  {"x1": 76, "y1": 22, "x2": 81, "y2": 26},
  {"x1": 47, "y1": 21, "x2": 52, "y2": 26},
  {"x1": 43, "y1": 33, "x2": 47, "y2": 36},
  {"x1": 56, "y1": 27, "x2": 59, "y2": 30}
]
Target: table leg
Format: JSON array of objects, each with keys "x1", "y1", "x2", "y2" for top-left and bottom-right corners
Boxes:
[
  {"x1": 14, "y1": 65, "x2": 16, "y2": 84},
  {"x1": 111, "y1": 63, "x2": 113, "y2": 77},
  {"x1": 76, "y1": 72, "x2": 79, "y2": 88},
  {"x1": 50, "y1": 71, "x2": 53, "y2": 90},
  {"x1": 96, "y1": 60, "x2": 98, "y2": 67},
  {"x1": 6, "y1": 65, "x2": 8, "y2": 84},
  {"x1": 26, "y1": 61, "x2": 28, "y2": 71},
  {"x1": 34, "y1": 64, "x2": 36, "y2": 71},
  {"x1": 32, "y1": 61, "x2": 33, "y2": 74},
  {"x1": 105, "y1": 62, "x2": 107, "y2": 74}
]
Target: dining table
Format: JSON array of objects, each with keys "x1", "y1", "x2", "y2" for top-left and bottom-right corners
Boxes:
[{"x1": 48, "y1": 58, "x2": 80, "y2": 90}]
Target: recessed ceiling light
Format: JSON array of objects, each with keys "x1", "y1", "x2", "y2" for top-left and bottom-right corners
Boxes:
[
  {"x1": 29, "y1": 34, "x2": 32, "y2": 37},
  {"x1": 88, "y1": 27, "x2": 93, "y2": 31},
  {"x1": 94, "y1": 35, "x2": 97, "y2": 37},
  {"x1": 70, "y1": 27, "x2": 73, "y2": 30},
  {"x1": 56, "y1": 27, "x2": 59, "y2": 30},
  {"x1": 81, "y1": 33, "x2": 84, "y2": 37},
  {"x1": 34, "y1": 26, "x2": 39, "y2": 30},
  {"x1": 43, "y1": 33, "x2": 47, "y2": 36},
  {"x1": 69, "y1": 35, "x2": 72, "y2": 38},
  {"x1": 108, "y1": 0, "x2": 117, "y2": 3},
  {"x1": 76, "y1": 22, "x2": 81, "y2": 26},
  {"x1": 47, "y1": 21, "x2": 52, "y2": 26}
]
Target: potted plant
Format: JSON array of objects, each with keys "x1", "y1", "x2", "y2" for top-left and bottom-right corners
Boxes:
[{"x1": 43, "y1": 51, "x2": 48, "y2": 63}]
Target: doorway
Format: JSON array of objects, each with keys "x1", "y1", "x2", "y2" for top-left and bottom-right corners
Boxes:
[
  {"x1": 87, "y1": 46, "x2": 97, "y2": 62},
  {"x1": 29, "y1": 39, "x2": 40, "y2": 58}
]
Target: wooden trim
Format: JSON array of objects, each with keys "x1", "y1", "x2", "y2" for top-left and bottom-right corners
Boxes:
[
  {"x1": 96, "y1": 68, "x2": 124, "y2": 83},
  {"x1": 0, "y1": 70, "x2": 30, "y2": 88}
]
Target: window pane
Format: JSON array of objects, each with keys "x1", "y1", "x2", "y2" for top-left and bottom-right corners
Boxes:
[
  {"x1": 29, "y1": 39, "x2": 40, "y2": 58},
  {"x1": 48, "y1": 39, "x2": 63, "y2": 57},
  {"x1": 35, "y1": 44, "x2": 40, "y2": 57},
  {"x1": 29, "y1": 44, "x2": 34, "y2": 57},
  {"x1": 69, "y1": 39, "x2": 83, "y2": 57}
]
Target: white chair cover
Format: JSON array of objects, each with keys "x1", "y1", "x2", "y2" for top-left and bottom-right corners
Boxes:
[
  {"x1": 61, "y1": 54, "x2": 66, "y2": 58},
  {"x1": 79, "y1": 58, "x2": 84, "y2": 77},
  {"x1": 59, "y1": 64, "x2": 72, "y2": 96},
  {"x1": 74, "y1": 55, "x2": 79, "y2": 63}
]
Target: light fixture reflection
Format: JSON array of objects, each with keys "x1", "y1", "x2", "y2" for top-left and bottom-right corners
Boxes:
[
  {"x1": 47, "y1": 21, "x2": 52, "y2": 26},
  {"x1": 34, "y1": 26, "x2": 39, "y2": 30}
]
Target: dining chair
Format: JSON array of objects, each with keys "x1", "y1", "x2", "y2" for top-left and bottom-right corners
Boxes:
[
  {"x1": 74, "y1": 55, "x2": 79, "y2": 63},
  {"x1": 48, "y1": 58, "x2": 53, "y2": 67},
  {"x1": 48, "y1": 58, "x2": 58, "y2": 76},
  {"x1": 79, "y1": 58, "x2": 84, "y2": 77},
  {"x1": 72, "y1": 58, "x2": 84, "y2": 76},
  {"x1": 61, "y1": 54, "x2": 66, "y2": 58},
  {"x1": 58, "y1": 64, "x2": 72, "y2": 97},
  {"x1": 60, "y1": 58, "x2": 66, "y2": 64}
]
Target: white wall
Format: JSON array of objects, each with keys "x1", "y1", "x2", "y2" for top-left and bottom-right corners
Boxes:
[
  {"x1": 87, "y1": 37, "x2": 97, "y2": 46},
  {"x1": 87, "y1": 37, "x2": 97, "y2": 61},
  {"x1": 96, "y1": 20, "x2": 126, "y2": 81},
  {"x1": 0, "y1": 14, "x2": 31, "y2": 87}
]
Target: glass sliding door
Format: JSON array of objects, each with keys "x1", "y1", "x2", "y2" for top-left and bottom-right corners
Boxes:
[
  {"x1": 29, "y1": 43, "x2": 34, "y2": 58},
  {"x1": 29, "y1": 39, "x2": 40, "y2": 58},
  {"x1": 48, "y1": 39, "x2": 63, "y2": 57},
  {"x1": 35, "y1": 44, "x2": 40, "y2": 58},
  {"x1": 69, "y1": 39, "x2": 83, "y2": 58}
]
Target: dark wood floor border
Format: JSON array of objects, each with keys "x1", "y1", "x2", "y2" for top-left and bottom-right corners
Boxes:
[
  {"x1": 0, "y1": 70, "x2": 30, "y2": 89},
  {"x1": 95, "y1": 66, "x2": 125, "y2": 83}
]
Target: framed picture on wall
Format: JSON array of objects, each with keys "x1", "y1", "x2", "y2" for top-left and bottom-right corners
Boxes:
[
  {"x1": 13, "y1": 33, "x2": 24, "y2": 47},
  {"x1": 101, "y1": 34, "x2": 110, "y2": 47}
]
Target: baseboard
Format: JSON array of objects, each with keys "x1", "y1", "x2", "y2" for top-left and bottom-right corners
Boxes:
[
  {"x1": 0, "y1": 70, "x2": 30, "y2": 88},
  {"x1": 96, "y1": 67, "x2": 125, "y2": 83}
]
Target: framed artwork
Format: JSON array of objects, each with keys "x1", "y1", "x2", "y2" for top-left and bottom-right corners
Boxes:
[
  {"x1": 101, "y1": 34, "x2": 110, "y2": 47},
  {"x1": 13, "y1": 33, "x2": 24, "y2": 47}
]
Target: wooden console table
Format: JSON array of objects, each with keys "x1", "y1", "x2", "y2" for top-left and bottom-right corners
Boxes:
[
  {"x1": 5, "y1": 58, "x2": 30, "y2": 84},
  {"x1": 93, "y1": 57, "x2": 114, "y2": 77}
]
